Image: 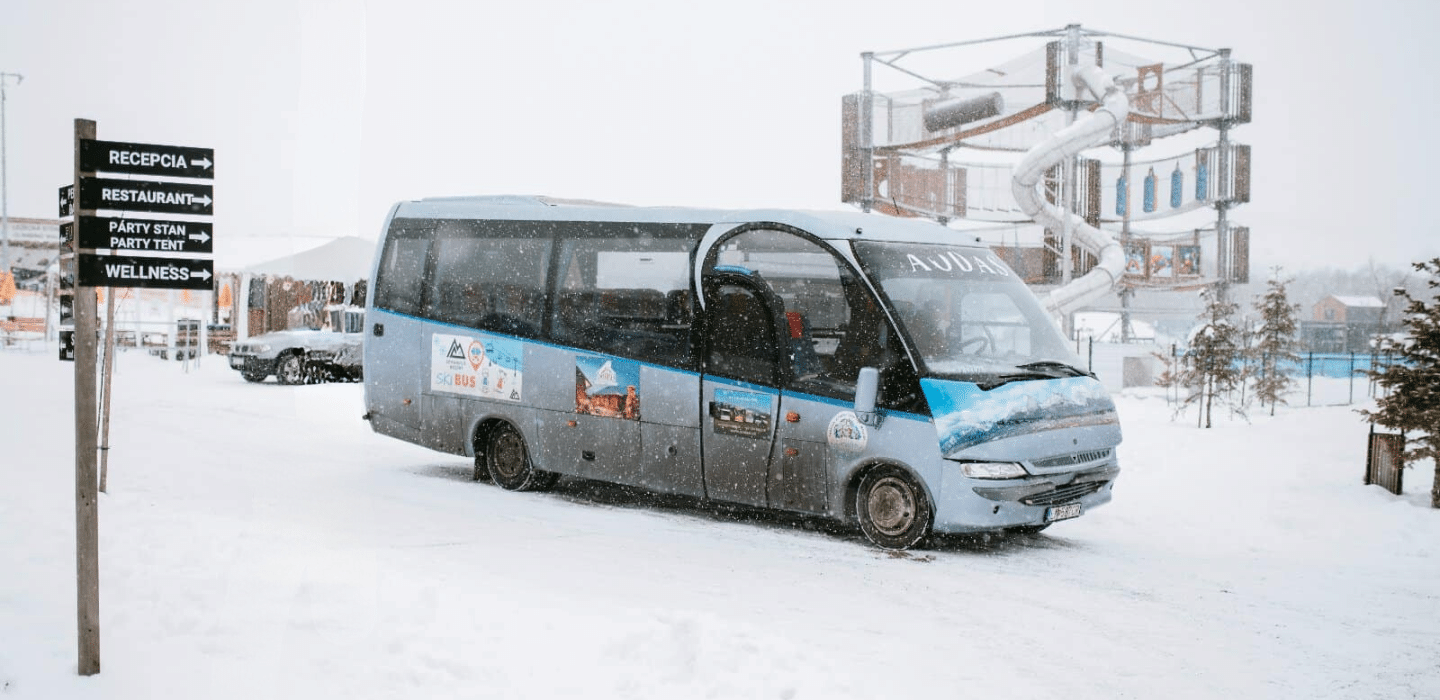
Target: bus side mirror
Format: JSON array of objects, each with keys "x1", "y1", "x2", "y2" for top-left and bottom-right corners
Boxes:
[{"x1": 854, "y1": 367, "x2": 883, "y2": 427}]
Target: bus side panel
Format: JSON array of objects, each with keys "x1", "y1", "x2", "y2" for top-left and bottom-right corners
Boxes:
[
  {"x1": 639, "y1": 365, "x2": 703, "y2": 497},
  {"x1": 417, "y1": 328, "x2": 548, "y2": 465},
  {"x1": 826, "y1": 412, "x2": 946, "y2": 520},
  {"x1": 533, "y1": 355, "x2": 699, "y2": 492},
  {"x1": 527, "y1": 342, "x2": 596, "y2": 477},
  {"x1": 364, "y1": 308, "x2": 424, "y2": 443},
  {"x1": 521, "y1": 342, "x2": 584, "y2": 414},
  {"x1": 420, "y1": 387, "x2": 548, "y2": 465}
]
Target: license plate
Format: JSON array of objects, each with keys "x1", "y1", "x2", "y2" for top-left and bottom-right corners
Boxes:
[
  {"x1": 229, "y1": 356, "x2": 244, "y2": 369},
  {"x1": 1046, "y1": 503, "x2": 1082, "y2": 522}
]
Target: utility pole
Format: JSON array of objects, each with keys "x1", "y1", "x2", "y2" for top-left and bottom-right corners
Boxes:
[
  {"x1": 1214, "y1": 49, "x2": 1232, "y2": 304},
  {"x1": 1, "y1": 72, "x2": 23, "y2": 275}
]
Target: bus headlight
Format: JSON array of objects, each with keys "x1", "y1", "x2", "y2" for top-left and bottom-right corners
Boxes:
[{"x1": 958, "y1": 461, "x2": 1029, "y2": 479}]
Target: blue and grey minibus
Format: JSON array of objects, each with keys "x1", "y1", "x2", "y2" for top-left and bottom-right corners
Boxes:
[{"x1": 363, "y1": 196, "x2": 1121, "y2": 549}]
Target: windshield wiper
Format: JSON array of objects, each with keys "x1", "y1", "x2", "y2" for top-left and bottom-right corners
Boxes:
[
  {"x1": 974, "y1": 371, "x2": 1053, "y2": 391},
  {"x1": 1015, "y1": 361, "x2": 1094, "y2": 378},
  {"x1": 971, "y1": 361, "x2": 1094, "y2": 390}
]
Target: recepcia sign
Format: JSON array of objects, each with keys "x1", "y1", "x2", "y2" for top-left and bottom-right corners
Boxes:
[
  {"x1": 77, "y1": 253, "x2": 214, "y2": 290},
  {"x1": 80, "y1": 139, "x2": 213, "y2": 179},
  {"x1": 77, "y1": 216, "x2": 213, "y2": 254},
  {"x1": 78, "y1": 177, "x2": 213, "y2": 216}
]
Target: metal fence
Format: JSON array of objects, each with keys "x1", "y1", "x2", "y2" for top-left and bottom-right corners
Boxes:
[
  {"x1": 1152, "y1": 348, "x2": 1402, "y2": 408},
  {"x1": 1286, "y1": 352, "x2": 1390, "y2": 407}
]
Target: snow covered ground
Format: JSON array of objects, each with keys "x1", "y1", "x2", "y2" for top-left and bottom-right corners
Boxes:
[{"x1": 2, "y1": 346, "x2": 1437, "y2": 699}]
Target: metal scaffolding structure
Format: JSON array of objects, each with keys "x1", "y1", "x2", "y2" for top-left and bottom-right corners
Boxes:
[{"x1": 843, "y1": 25, "x2": 1252, "y2": 330}]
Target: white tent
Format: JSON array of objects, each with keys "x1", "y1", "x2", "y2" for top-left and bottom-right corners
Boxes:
[
  {"x1": 243, "y1": 236, "x2": 375, "y2": 282},
  {"x1": 236, "y1": 237, "x2": 376, "y2": 339}
]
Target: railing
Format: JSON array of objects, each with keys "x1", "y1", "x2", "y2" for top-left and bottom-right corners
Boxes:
[{"x1": 1141, "y1": 346, "x2": 1403, "y2": 408}]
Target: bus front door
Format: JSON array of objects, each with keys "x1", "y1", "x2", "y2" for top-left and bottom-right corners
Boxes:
[
  {"x1": 701, "y1": 380, "x2": 778, "y2": 507},
  {"x1": 700, "y1": 284, "x2": 781, "y2": 507}
]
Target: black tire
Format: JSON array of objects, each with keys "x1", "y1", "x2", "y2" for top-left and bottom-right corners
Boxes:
[
  {"x1": 276, "y1": 352, "x2": 306, "y2": 385},
  {"x1": 472, "y1": 443, "x2": 493, "y2": 483},
  {"x1": 240, "y1": 370, "x2": 268, "y2": 383},
  {"x1": 485, "y1": 423, "x2": 554, "y2": 492},
  {"x1": 855, "y1": 465, "x2": 934, "y2": 550}
]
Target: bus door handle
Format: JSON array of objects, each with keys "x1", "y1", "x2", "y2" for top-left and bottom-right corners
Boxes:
[{"x1": 373, "y1": 323, "x2": 385, "y2": 337}]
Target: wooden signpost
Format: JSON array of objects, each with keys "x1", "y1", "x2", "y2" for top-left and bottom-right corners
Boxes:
[{"x1": 61, "y1": 120, "x2": 214, "y2": 675}]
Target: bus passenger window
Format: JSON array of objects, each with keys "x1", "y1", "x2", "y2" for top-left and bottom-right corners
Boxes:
[
  {"x1": 373, "y1": 235, "x2": 430, "y2": 316},
  {"x1": 425, "y1": 233, "x2": 550, "y2": 338},
  {"x1": 550, "y1": 238, "x2": 695, "y2": 367}
]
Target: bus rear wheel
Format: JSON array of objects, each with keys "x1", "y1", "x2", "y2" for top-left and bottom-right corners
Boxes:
[
  {"x1": 485, "y1": 423, "x2": 556, "y2": 492},
  {"x1": 856, "y1": 466, "x2": 933, "y2": 550}
]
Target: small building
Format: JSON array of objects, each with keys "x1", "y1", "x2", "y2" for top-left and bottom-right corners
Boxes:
[
  {"x1": 1302, "y1": 295, "x2": 1384, "y2": 353},
  {"x1": 1, "y1": 217, "x2": 62, "y2": 290}
]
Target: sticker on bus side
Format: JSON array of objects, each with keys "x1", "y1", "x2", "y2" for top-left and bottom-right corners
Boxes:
[
  {"x1": 575, "y1": 354, "x2": 641, "y2": 420},
  {"x1": 826, "y1": 411, "x2": 868, "y2": 452},
  {"x1": 712, "y1": 388, "x2": 772, "y2": 439},
  {"x1": 431, "y1": 332, "x2": 524, "y2": 401}
]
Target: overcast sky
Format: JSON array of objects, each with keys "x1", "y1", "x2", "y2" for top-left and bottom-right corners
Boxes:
[{"x1": 1, "y1": 0, "x2": 1436, "y2": 273}]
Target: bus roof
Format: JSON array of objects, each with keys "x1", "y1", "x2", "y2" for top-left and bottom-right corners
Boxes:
[{"x1": 390, "y1": 195, "x2": 986, "y2": 246}]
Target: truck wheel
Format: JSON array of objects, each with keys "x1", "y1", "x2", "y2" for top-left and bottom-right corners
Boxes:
[
  {"x1": 856, "y1": 465, "x2": 934, "y2": 550},
  {"x1": 276, "y1": 353, "x2": 306, "y2": 385}
]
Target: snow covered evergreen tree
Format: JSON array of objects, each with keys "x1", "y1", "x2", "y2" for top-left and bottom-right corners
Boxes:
[
  {"x1": 1361, "y1": 258, "x2": 1440, "y2": 508},
  {"x1": 1181, "y1": 286, "x2": 1245, "y2": 428},
  {"x1": 1252, "y1": 270, "x2": 1301, "y2": 416}
]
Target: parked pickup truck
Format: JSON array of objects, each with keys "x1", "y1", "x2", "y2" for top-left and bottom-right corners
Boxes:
[{"x1": 229, "y1": 306, "x2": 364, "y2": 384}]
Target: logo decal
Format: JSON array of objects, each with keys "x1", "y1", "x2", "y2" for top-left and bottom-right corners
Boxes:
[
  {"x1": 430, "y1": 332, "x2": 523, "y2": 402},
  {"x1": 827, "y1": 411, "x2": 868, "y2": 452}
]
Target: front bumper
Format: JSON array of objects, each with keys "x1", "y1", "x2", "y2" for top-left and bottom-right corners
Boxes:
[
  {"x1": 931, "y1": 461, "x2": 1120, "y2": 533},
  {"x1": 229, "y1": 354, "x2": 277, "y2": 375}
]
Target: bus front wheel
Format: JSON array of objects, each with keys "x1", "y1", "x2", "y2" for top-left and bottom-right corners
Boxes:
[
  {"x1": 856, "y1": 466, "x2": 933, "y2": 550},
  {"x1": 485, "y1": 423, "x2": 556, "y2": 492}
]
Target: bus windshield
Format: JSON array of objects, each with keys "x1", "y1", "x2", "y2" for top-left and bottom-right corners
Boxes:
[{"x1": 852, "y1": 241, "x2": 1084, "y2": 382}]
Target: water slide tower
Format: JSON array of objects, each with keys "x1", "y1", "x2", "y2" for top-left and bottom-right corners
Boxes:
[{"x1": 842, "y1": 25, "x2": 1252, "y2": 338}]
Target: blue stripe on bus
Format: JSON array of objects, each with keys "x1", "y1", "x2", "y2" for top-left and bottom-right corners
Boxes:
[
  {"x1": 780, "y1": 390, "x2": 930, "y2": 422},
  {"x1": 374, "y1": 307, "x2": 929, "y2": 421}
]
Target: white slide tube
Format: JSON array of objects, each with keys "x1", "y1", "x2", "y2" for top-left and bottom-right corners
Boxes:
[{"x1": 1011, "y1": 65, "x2": 1130, "y2": 315}]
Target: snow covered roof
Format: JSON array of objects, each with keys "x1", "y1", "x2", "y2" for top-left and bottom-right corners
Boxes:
[
  {"x1": 1327, "y1": 295, "x2": 1384, "y2": 308},
  {"x1": 243, "y1": 236, "x2": 375, "y2": 282}
]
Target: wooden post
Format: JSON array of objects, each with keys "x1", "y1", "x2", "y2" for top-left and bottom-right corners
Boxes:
[{"x1": 72, "y1": 117, "x2": 100, "y2": 676}]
